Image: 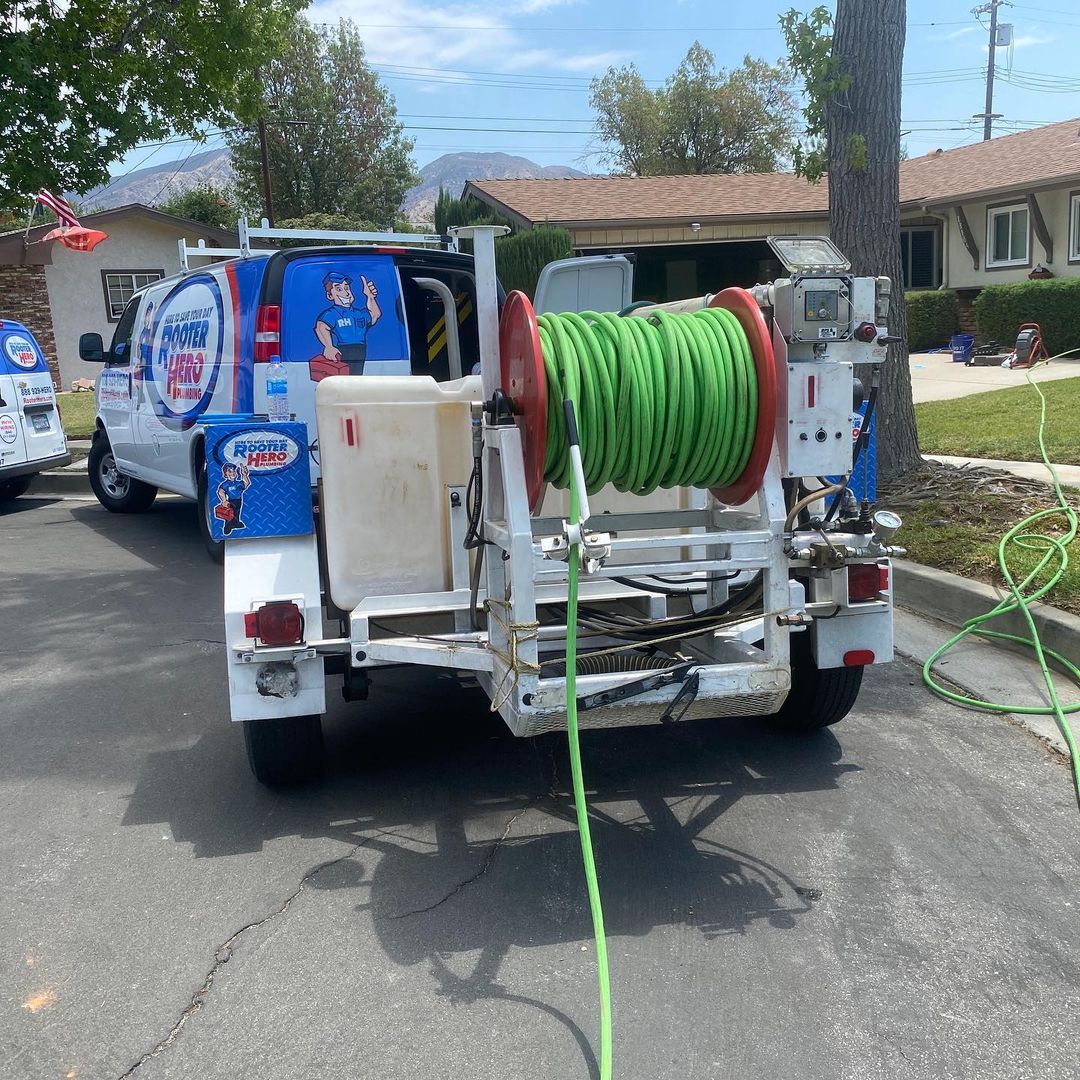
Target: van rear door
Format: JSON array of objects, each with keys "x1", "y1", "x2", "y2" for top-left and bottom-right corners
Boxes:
[
  {"x1": 533, "y1": 254, "x2": 634, "y2": 315},
  {"x1": 0, "y1": 326, "x2": 65, "y2": 471}
]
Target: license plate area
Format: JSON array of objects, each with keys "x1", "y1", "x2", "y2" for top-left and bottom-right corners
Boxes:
[{"x1": 30, "y1": 411, "x2": 51, "y2": 433}]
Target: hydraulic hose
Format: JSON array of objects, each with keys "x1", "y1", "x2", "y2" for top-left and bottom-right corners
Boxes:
[
  {"x1": 922, "y1": 362, "x2": 1080, "y2": 810},
  {"x1": 536, "y1": 308, "x2": 758, "y2": 496}
]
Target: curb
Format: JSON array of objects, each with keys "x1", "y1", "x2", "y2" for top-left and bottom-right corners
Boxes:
[
  {"x1": 893, "y1": 558, "x2": 1080, "y2": 663},
  {"x1": 31, "y1": 462, "x2": 91, "y2": 495}
]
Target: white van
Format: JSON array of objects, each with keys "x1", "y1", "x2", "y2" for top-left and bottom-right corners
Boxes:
[{"x1": 79, "y1": 225, "x2": 632, "y2": 559}]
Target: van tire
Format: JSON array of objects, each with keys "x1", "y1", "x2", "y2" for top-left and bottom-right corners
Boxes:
[
  {"x1": 769, "y1": 630, "x2": 863, "y2": 733},
  {"x1": 0, "y1": 476, "x2": 32, "y2": 501},
  {"x1": 89, "y1": 436, "x2": 157, "y2": 514},
  {"x1": 196, "y1": 463, "x2": 224, "y2": 564},
  {"x1": 243, "y1": 715, "x2": 323, "y2": 786}
]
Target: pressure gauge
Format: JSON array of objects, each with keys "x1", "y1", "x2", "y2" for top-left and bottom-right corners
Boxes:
[{"x1": 872, "y1": 510, "x2": 902, "y2": 542}]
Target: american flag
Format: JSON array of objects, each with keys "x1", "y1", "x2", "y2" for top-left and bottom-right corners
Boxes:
[{"x1": 35, "y1": 189, "x2": 80, "y2": 228}]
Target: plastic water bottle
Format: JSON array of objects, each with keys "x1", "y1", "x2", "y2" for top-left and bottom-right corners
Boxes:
[{"x1": 266, "y1": 355, "x2": 290, "y2": 422}]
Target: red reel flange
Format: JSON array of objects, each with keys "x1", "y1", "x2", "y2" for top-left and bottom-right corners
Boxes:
[
  {"x1": 498, "y1": 290, "x2": 548, "y2": 510},
  {"x1": 707, "y1": 288, "x2": 777, "y2": 506}
]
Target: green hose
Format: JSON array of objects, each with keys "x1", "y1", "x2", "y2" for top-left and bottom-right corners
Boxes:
[
  {"x1": 552, "y1": 306, "x2": 761, "y2": 1079},
  {"x1": 537, "y1": 308, "x2": 758, "y2": 495},
  {"x1": 921, "y1": 363, "x2": 1080, "y2": 809},
  {"x1": 564, "y1": 477, "x2": 612, "y2": 1080}
]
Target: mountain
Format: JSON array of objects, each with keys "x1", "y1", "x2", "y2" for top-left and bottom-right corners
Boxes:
[
  {"x1": 79, "y1": 148, "x2": 234, "y2": 212},
  {"x1": 403, "y1": 152, "x2": 587, "y2": 224},
  {"x1": 81, "y1": 147, "x2": 585, "y2": 222}
]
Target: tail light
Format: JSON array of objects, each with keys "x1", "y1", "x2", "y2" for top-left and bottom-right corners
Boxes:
[
  {"x1": 254, "y1": 304, "x2": 281, "y2": 363},
  {"x1": 847, "y1": 562, "x2": 888, "y2": 603},
  {"x1": 844, "y1": 649, "x2": 875, "y2": 666},
  {"x1": 244, "y1": 601, "x2": 304, "y2": 646}
]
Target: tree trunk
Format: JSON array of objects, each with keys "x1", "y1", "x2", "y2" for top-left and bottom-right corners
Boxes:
[{"x1": 827, "y1": 0, "x2": 921, "y2": 483}]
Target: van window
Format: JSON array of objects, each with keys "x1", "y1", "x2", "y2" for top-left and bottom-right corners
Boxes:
[
  {"x1": 398, "y1": 266, "x2": 480, "y2": 382},
  {"x1": 107, "y1": 298, "x2": 140, "y2": 366}
]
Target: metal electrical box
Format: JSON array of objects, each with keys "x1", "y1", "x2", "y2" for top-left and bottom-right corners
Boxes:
[{"x1": 777, "y1": 360, "x2": 854, "y2": 478}]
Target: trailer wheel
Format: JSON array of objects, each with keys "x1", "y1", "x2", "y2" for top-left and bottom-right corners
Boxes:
[
  {"x1": 89, "y1": 436, "x2": 157, "y2": 514},
  {"x1": 243, "y1": 715, "x2": 323, "y2": 786},
  {"x1": 0, "y1": 476, "x2": 32, "y2": 501},
  {"x1": 770, "y1": 630, "x2": 863, "y2": 732},
  {"x1": 196, "y1": 463, "x2": 224, "y2": 564}
]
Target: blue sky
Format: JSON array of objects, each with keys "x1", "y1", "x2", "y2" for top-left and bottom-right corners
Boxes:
[{"x1": 117, "y1": 0, "x2": 1080, "y2": 179}]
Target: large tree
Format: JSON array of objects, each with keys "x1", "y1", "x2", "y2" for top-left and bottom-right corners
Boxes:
[
  {"x1": 783, "y1": 3, "x2": 920, "y2": 482},
  {"x1": 0, "y1": 0, "x2": 301, "y2": 207},
  {"x1": 228, "y1": 19, "x2": 417, "y2": 226},
  {"x1": 589, "y1": 44, "x2": 798, "y2": 176},
  {"x1": 159, "y1": 182, "x2": 242, "y2": 229}
]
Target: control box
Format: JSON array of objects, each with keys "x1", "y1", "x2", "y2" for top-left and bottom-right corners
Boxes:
[{"x1": 777, "y1": 359, "x2": 854, "y2": 478}]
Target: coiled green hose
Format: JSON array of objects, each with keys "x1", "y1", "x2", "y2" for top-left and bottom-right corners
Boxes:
[{"x1": 536, "y1": 308, "x2": 758, "y2": 495}]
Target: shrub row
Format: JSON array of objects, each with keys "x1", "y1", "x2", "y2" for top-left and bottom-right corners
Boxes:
[
  {"x1": 905, "y1": 289, "x2": 960, "y2": 351},
  {"x1": 973, "y1": 277, "x2": 1080, "y2": 357}
]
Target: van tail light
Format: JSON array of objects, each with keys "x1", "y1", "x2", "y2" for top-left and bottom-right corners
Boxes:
[
  {"x1": 254, "y1": 305, "x2": 281, "y2": 363},
  {"x1": 243, "y1": 601, "x2": 304, "y2": 646},
  {"x1": 847, "y1": 562, "x2": 887, "y2": 603}
]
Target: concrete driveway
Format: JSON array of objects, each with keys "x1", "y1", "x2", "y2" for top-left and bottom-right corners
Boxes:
[
  {"x1": 910, "y1": 352, "x2": 1080, "y2": 403},
  {"x1": 3, "y1": 494, "x2": 1079, "y2": 1080}
]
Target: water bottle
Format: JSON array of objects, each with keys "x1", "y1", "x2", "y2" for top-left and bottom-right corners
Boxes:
[{"x1": 266, "y1": 355, "x2": 290, "y2": 422}]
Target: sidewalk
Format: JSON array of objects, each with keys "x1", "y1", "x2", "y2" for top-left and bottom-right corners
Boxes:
[
  {"x1": 924, "y1": 453, "x2": 1080, "y2": 488},
  {"x1": 910, "y1": 352, "x2": 1080, "y2": 404}
]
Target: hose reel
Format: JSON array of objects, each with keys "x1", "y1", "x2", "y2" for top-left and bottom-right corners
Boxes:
[{"x1": 497, "y1": 288, "x2": 777, "y2": 511}]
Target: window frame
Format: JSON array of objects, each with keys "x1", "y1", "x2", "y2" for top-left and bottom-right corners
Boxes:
[
  {"x1": 100, "y1": 269, "x2": 164, "y2": 322},
  {"x1": 899, "y1": 225, "x2": 941, "y2": 289},
  {"x1": 1068, "y1": 191, "x2": 1080, "y2": 265},
  {"x1": 985, "y1": 201, "x2": 1031, "y2": 270}
]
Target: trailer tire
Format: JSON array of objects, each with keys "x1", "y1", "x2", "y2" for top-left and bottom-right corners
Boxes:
[
  {"x1": 770, "y1": 630, "x2": 863, "y2": 732},
  {"x1": 0, "y1": 476, "x2": 32, "y2": 501},
  {"x1": 243, "y1": 715, "x2": 323, "y2": 786},
  {"x1": 196, "y1": 463, "x2": 224, "y2": 564},
  {"x1": 89, "y1": 436, "x2": 157, "y2": 513}
]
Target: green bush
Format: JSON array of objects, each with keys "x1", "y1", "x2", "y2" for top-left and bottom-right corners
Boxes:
[
  {"x1": 973, "y1": 277, "x2": 1080, "y2": 357},
  {"x1": 905, "y1": 289, "x2": 959, "y2": 351},
  {"x1": 495, "y1": 225, "x2": 574, "y2": 298},
  {"x1": 433, "y1": 189, "x2": 510, "y2": 236}
]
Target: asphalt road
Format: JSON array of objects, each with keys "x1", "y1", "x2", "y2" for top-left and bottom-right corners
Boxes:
[{"x1": 3, "y1": 493, "x2": 1079, "y2": 1080}]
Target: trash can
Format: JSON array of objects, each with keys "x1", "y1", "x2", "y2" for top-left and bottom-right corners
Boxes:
[{"x1": 950, "y1": 333, "x2": 975, "y2": 363}]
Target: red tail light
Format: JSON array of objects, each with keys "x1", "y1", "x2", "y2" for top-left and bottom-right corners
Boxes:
[
  {"x1": 847, "y1": 562, "x2": 884, "y2": 603},
  {"x1": 243, "y1": 601, "x2": 304, "y2": 646},
  {"x1": 844, "y1": 649, "x2": 875, "y2": 666},
  {"x1": 254, "y1": 304, "x2": 281, "y2": 363}
]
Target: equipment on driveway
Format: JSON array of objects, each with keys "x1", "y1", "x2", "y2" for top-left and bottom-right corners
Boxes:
[
  {"x1": 0, "y1": 320, "x2": 70, "y2": 501},
  {"x1": 218, "y1": 230, "x2": 905, "y2": 1078}
]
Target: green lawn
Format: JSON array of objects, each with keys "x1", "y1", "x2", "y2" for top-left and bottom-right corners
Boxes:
[
  {"x1": 915, "y1": 377, "x2": 1080, "y2": 465},
  {"x1": 55, "y1": 391, "x2": 98, "y2": 439}
]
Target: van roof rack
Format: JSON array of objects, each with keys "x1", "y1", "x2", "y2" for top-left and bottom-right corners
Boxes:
[{"x1": 178, "y1": 217, "x2": 449, "y2": 272}]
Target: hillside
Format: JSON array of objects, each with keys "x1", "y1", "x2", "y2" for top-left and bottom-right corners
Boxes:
[
  {"x1": 79, "y1": 148, "x2": 234, "y2": 211},
  {"x1": 403, "y1": 152, "x2": 587, "y2": 223},
  {"x1": 80, "y1": 148, "x2": 585, "y2": 221}
]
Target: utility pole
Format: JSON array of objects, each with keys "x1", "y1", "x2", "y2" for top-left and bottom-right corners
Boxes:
[
  {"x1": 255, "y1": 68, "x2": 275, "y2": 226},
  {"x1": 973, "y1": 0, "x2": 1008, "y2": 141}
]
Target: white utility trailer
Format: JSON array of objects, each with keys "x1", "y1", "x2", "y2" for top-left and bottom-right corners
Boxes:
[{"x1": 220, "y1": 229, "x2": 905, "y2": 785}]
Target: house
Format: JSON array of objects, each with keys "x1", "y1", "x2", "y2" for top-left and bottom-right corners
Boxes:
[
  {"x1": 464, "y1": 117, "x2": 1080, "y2": 321},
  {"x1": 0, "y1": 205, "x2": 239, "y2": 390}
]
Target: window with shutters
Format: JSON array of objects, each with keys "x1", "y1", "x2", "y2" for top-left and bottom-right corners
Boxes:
[
  {"x1": 899, "y1": 227, "x2": 940, "y2": 289},
  {"x1": 986, "y1": 203, "x2": 1029, "y2": 268}
]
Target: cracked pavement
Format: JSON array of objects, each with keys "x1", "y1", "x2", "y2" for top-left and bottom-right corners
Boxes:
[{"x1": 3, "y1": 495, "x2": 1080, "y2": 1080}]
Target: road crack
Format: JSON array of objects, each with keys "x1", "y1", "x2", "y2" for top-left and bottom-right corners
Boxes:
[
  {"x1": 117, "y1": 838, "x2": 371, "y2": 1079},
  {"x1": 392, "y1": 805, "x2": 531, "y2": 919}
]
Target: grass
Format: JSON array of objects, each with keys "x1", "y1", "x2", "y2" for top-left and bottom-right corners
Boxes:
[
  {"x1": 55, "y1": 391, "x2": 98, "y2": 440},
  {"x1": 883, "y1": 470, "x2": 1080, "y2": 617},
  {"x1": 915, "y1": 377, "x2": 1080, "y2": 465}
]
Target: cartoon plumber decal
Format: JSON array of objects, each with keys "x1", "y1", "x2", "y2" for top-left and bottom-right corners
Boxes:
[
  {"x1": 214, "y1": 463, "x2": 250, "y2": 534},
  {"x1": 314, "y1": 271, "x2": 381, "y2": 376}
]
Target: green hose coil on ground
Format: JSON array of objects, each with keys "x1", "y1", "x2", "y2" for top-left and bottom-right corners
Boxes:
[{"x1": 536, "y1": 308, "x2": 759, "y2": 496}]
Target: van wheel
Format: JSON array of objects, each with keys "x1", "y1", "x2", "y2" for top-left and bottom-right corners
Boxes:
[
  {"x1": 0, "y1": 476, "x2": 32, "y2": 501},
  {"x1": 769, "y1": 630, "x2": 863, "y2": 733},
  {"x1": 197, "y1": 463, "x2": 224, "y2": 564},
  {"x1": 243, "y1": 715, "x2": 323, "y2": 786},
  {"x1": 89, "y1": 436, "x2": 157, "y2": 513}
]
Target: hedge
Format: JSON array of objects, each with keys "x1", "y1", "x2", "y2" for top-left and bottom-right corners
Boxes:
[
  {"x1": 973, "y1": 277, "x2": 1080, "y2": 357},
  {"x1": 495, "y1": 224, "x2": 574, "y2": 298},
  {"x1": 905, "y1": 289, "x2": 959, "y2": 351}
]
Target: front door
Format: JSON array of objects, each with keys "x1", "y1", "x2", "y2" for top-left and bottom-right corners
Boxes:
[{"x1": 98, "y1": 298, "x2": 139, "y2": 473}]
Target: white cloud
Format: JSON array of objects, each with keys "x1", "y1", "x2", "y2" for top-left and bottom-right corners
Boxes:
[
  {"x1": 305, "y1": 0, "x2": 627, "y2": 77},
  {"x1": 942, "y1": 25, "x2": 976, "y2": 40},
  {"x1": 1010, "y1": 34, "x2": 1054, "y2": 49}
]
